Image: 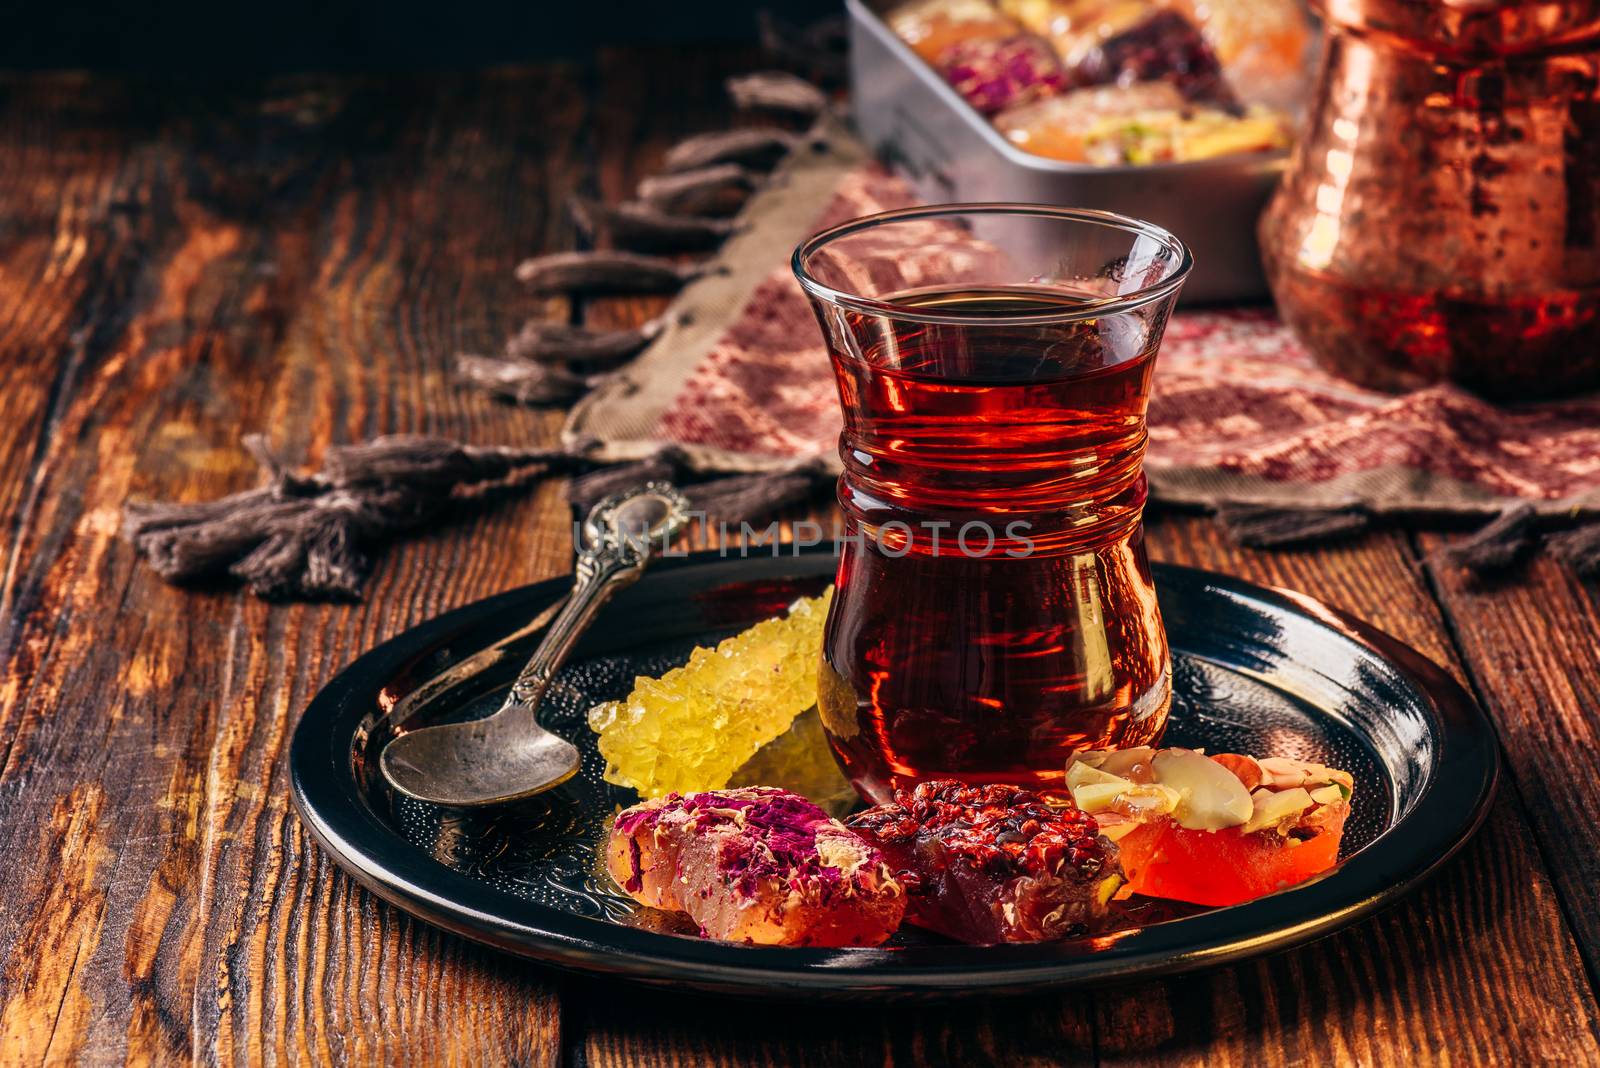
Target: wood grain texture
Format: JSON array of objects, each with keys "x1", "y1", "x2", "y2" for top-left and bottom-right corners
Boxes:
[
  {"x1": 1420, "y1": 536, "x2": 1600, "y2": 980},
  {"x1": 0, "y1": 70, "x2": 583, "y2": 1066},
  {"x1": 2, "y1": 52, "x2": 1599, "y2": 1068}
]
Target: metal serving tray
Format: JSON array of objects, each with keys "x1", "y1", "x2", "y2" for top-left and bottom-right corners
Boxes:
[
  {"x1": 290, "y1": 552, "x2": 1496, "y2": 998},
  {"x1": 847, "y1": 0, "x2": 1286, "y2": 303}
]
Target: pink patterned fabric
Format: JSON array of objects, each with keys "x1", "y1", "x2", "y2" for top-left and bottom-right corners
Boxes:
[
  {"x1": 1150, "y1": 313, "x2": 1600, "y2": 502},
  {"x1": 656, "y1": 168, "x2": 919, "y2": 461},
  {"x1": 653, "y1": 167, "x2": 1600, "y2": 512}
]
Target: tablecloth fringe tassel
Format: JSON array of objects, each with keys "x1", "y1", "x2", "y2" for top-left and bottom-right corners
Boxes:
[
  {"x1": 1207, "y1": 500, "x2": 1600, "y2": 578},
  {"x1": 122, "y1": 437, "x2": 841, "y2": 601},
  {"x1": 122, "y1": 435, "x2": 593, "y2": 601},
  {"x1": 1435, "y1": 503, "x2": 1600, "y2": 578},
  {"x1": 1212, "y1": 502, "x2": 1373, "y2": 548}
]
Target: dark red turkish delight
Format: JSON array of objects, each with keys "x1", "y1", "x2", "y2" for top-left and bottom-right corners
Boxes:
[
  {"x1": 847, "y1": 781, "x2": 1120, "y2": 944},
  {"x1": 1072, "y1": 11, "x2": 1236, "y2": 106}
]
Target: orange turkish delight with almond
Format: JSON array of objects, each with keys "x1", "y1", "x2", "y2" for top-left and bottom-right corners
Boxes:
[{"x1": 1067, "y1": 747, "x2": 1353, "y2": 907}]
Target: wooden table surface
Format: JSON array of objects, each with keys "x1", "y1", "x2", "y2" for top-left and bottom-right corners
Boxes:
[{"x1": 3, "y1": 51, "x2": 1600, "y2": 1067}]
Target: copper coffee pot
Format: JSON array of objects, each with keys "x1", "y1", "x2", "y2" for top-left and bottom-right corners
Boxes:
[{"x1": 1259, "y1": 0, "x2": 1600, "y2": 399}]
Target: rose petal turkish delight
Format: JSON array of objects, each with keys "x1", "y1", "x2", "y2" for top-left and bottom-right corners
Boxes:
[
  {"x1": 934, "y1": 34, "x2": 1067, "y2": 115},
  {"x1": 1074, "y1": 9, "x2": 1235, "y2": 104},
  {"x1": 606, "y1": 787, "x2": 906, "y2": 946},
  {"x1": 847, "y1": 781, "x2": 1121, "y2": 945}
]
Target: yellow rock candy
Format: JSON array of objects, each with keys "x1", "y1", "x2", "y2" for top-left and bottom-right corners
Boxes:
[{"x1": 587, "y1": 588, "x2": 833, "y2": 798}]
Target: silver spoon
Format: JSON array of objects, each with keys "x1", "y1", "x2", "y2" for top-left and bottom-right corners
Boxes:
[{"x1": 379, "y1": 483, "x2": 691, "y2": 806}]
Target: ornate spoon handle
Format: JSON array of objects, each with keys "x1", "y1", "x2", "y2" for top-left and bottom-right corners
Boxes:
[{"x1": 505, "y1": 482, "x2": 691, "y2": 707}]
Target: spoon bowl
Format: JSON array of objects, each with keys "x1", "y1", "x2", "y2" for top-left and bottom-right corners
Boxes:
[
  {"x1": 379, "y1": 483, "x2": 691, "y2": 807},
  {"x1": 381, "y1": 713, "x2": 583, "y2": 807}
]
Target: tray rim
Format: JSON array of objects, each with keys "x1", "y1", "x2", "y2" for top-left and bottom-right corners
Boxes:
[{"x1": 289, "y1": 551, "x2": 1498, "y2": 997}]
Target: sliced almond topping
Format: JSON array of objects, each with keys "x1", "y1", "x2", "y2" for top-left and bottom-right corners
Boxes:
[
  {"x1": 1210, "y1": 752, "x2": 1264, "y2": 791},
  {"x1": 1323, "y1": 767, "x2": 1356, "y2": 791},
  {"x1": 1309, "y1": 783, "x2": 1346, "y2": 806},
  {"x1": 1112, "y1": 783, "x2": 1182, "y2": 817},
  {"x1": 1256, "y1": 756, "x2": 1309, "y2": 789},
  {"x1": 1242, "y1": 786, "x2": 1315, "y2": 834},
  {"x1": 1069, "y1": 780, "x2": 1179, "y2": 820},
  {"x1": 1257, "y1": 756, "x2": 1354, "y2": 792},
  {"x1": 1154, "y1": 748, "x2": 1253, "y2": 831},
  {"x1": 1071, "y1": 781, "x2": 1134, "y2": 813},
  {"x1": 1066, "y1": 761, "x2": 1131, "y2": 791},
  {"x1": 1078, "y1": 746, "x2": 1156, "y2": 782}
]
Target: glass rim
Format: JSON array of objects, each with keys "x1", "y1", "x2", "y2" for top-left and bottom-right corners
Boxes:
[{"x1": 791, "y1": 202, "x2": 1194, "y2": 326}]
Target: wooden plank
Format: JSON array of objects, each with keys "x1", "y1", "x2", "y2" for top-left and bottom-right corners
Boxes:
[
  {"x1": 0, "y1": 75, "x2": 162, "y2": 647},
  {"x1": 0, "y1": 69, "x2": 585, "y2": 1065},
  {"x1": 1420, "y1": 535, "x2": 1600, "y2": 977}
]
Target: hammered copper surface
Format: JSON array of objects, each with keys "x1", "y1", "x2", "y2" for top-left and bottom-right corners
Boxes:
[{"x1": 1260, "y1": 0, "x2": 1600, "y2": 399}]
